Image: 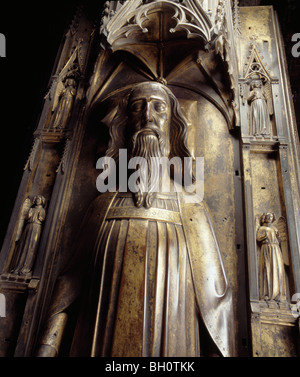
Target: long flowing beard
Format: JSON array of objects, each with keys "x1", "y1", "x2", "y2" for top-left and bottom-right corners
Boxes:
[{"x1": 130, "y1": 129, "x2": 165, "y2": 208}]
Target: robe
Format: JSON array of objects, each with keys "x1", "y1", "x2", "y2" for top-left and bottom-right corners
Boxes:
[
  {"x1": 248, "y1": 89, "x2": 270, "y2": 136},
  {"x1": 48, "y1": 191, "x2": 235, "y2": 357},
  {"x1": 257, "y1": 225, "x2": 286, "y2": 301},
  {"x1": 13, "y1": 206, "x2": 45, "y2": 274}
]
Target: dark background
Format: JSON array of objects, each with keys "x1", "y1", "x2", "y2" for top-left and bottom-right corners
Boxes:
[{"x1": 0, "y1": 0, "x2": 299, "y2": 246}]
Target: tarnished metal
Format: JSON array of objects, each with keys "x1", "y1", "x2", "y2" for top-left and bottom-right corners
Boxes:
[
  {"x1": 36, "y1": 81, "x2": 234, "y2": 357},
  {"x1": 0, "y1": 1, "x2": 299, "y2": 358}
]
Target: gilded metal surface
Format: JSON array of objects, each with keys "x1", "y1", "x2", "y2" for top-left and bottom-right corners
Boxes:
[
  {"x1": 0, "y1": 1, "x2": 299, "y2": 358},
  {"x1": 247, "y1": 78, "x2": 272, "y2": 136},
  {"x1": 36, "y1": 313, "x2": 68, "y2": 357},
  {"x1": 239, "y1": 5, "x2": 300, "y2": 357},
  {"x1": 11, "y1": 196, "x2": 46, "y2": 276},
  {"x1": 256, "y1": 213, "x2": 287, "y2": 302},
  {"x1": 37, "y1": 81, "x2": 234, "y2": 357},
  {"x1": 107, "y1": 206, "x2": 182, "y2": 224}
]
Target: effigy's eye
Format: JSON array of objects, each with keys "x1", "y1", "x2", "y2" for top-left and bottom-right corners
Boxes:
[
  {"x1": 154, "y1": 101, "x2": 166, "y2": 113},
  {"x1": 130, "y1": 100, "x2": 145, "y2": 113}
]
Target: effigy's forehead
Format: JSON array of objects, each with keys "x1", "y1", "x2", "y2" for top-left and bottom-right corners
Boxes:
[{"x1": 129, "y1": 82, "x2": 170, "y2": 103}]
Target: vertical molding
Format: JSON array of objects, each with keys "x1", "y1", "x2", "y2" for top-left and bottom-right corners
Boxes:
[
  {"x1": 272, "y1": 11, "x2": 300, "y2": 293},
  {"x1": 242, "y1": 145, "x2": 259, "y2": 301},
  {"x1": 278, "y1": 145, "x2": 300, "y2": 292}
]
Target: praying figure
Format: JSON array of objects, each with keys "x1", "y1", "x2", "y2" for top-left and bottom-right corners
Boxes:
[
  {"x1": 52, "y1": 77, "x2": 77, "y2": 130},
  {"x1": 256, "y1": 212, "x2": 287, "y2": 302},
  {"x1": 12, "y1": 195, "x2": 46, "y2": 276},
  {"x1": 247, "y1": 78, "x2": 271, "y2": 136}
]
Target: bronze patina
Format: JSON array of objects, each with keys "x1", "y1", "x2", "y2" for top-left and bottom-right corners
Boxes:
[{"x1": 37, "y1": 82, "x2": 234, "y2": 357}]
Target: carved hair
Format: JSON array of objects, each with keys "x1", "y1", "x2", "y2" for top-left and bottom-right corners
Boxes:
[
  {"x1": 105, "y1": 82, "x2": 194, "y2": 182},
  {"x1": 260, "y1": 212, "x2": 276, "y2": 225},
  {"x1": 32, "y1": 195, "x2": 46, "y2": 207}
]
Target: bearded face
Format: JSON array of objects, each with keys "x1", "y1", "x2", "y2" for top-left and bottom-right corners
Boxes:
[
  {"x1": 104, "y1": 81, "x2": 193, "y2": 208},
  {"x1": 127, "y1": 82, "x2": 171, "y2": 208}
]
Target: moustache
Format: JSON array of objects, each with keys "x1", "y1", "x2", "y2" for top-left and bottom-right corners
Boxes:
[
  {"x1": 131, "y1": 126, "x2": 162, "y2": 142},
  {"x1": 131, "y1": 126, "x2": 165, "y2": 156}
]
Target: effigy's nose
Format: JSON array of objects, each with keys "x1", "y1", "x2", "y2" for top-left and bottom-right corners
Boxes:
[{"x1": 144, "y1": 102, "x2": 154, "y2": 123}]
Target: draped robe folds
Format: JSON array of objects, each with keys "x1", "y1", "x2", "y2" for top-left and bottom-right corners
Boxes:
[
  {"x1": 14, "y1": 206, "x2": 45, "y2": 273},
  {"x1": 257, "y1": 225, "x2": 287, "y2": 301},
  {"x1": 53, "y1": 85, "x2": 76, "y2": 129},
  {"x1": 248, "y1": 89, "x2": 270, "y2": 136},
  {"x1": 48, "y1": 191, "x2": 235, "y2": 357}
]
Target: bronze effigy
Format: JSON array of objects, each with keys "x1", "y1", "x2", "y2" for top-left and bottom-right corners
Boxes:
[{"x1": 0, "y1": 1, "x2": 299, "y2": 358}]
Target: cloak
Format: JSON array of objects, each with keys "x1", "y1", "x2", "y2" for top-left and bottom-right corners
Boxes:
[{"x1": 47, "y1": 191, "x2": 235, "y2": 357}]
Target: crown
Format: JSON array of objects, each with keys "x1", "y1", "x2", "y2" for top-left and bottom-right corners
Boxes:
[{"x1": 155, "y1": 77, "x2": 167, "y2": 86}]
